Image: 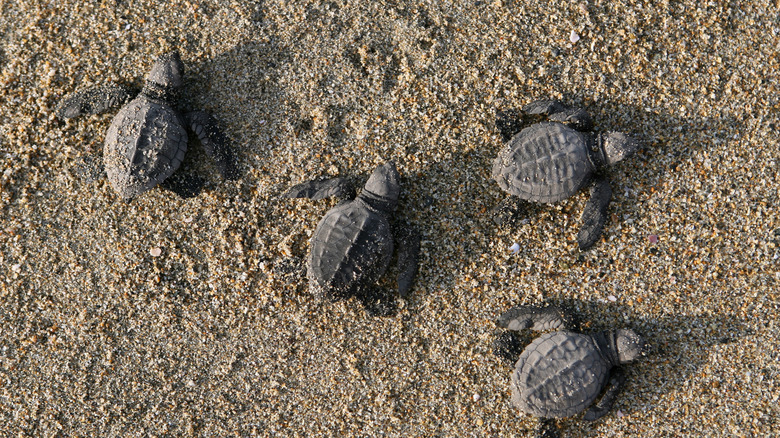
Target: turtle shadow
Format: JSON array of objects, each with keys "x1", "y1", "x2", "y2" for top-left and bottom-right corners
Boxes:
[
  {"x1": 493, "y1": 297, "x2": 752, "y2": 436},
  {"x1": 180, "y1": 36, "x2": 291, "y2": 195},
  {"x1": 580, "y1": 97, "x2": 744, "y2": 186}
]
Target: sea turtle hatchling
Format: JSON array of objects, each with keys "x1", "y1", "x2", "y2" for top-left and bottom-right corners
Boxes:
[
  {"x1": 55, "y1": 51, "x2": 238, "y2": 201},
  {"x1": 493, "y1": 305, "x2": 647, "y2": 436},
  {"x1": 283, "y1": 162, "x2": 421, "y2": 316},
  {"x1": 492, "y1": 99, "x2": 639, "y2": 250}
]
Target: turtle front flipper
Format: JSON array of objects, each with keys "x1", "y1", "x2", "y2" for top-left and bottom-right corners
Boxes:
[
  {"x1": 283, "y1": 177, "x2": 355, "y2": 201},
  {"x1": 185, "y1": 111, "x2": 240, "y2": 181},
  {"x1": 521, "y1": 99, "x2": 568, "y2": 116},
  {"x1": 583, "y1": 367, "x2": 626, "y2": 421},
  {"x1": 55, "y1": 83, "x2": 135, "y2": 119},
  {"x1": 394, "y1": 223, "x2": 421, "y2": 298},
  {"x1": 577, "y1": 178, "x2": 612, "y2": 250},
  {"x1": 497, "y1": 305, "x2": 575, "y2": 332},
  {"x1": 522, "y1": 99, "x2": 593, "y2": 131}
]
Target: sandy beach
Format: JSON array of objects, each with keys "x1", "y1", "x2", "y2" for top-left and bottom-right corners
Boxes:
[{"x1": 1, "y1": 0, "x2": 778, "y2": 436}]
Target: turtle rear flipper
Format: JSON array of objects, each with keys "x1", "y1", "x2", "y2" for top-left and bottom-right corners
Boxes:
[
  {"x1": 583, "y1": 367, "x2": 626, "y2": 421},
  {"x1": 497, "y1": 305, "x2": 575, "y2": 332},
  {"x1": 546, "y1": 108, "x2": 593, "y2": 131},
  {"x1": 186, "y1": 111, "x2": 240, "y2": 180},
  {"x1": 522, "y1": 99, "x2": 593, "y2": 131},
  {"x1": 393, "y1": 223, "x2": 420, "y2": 298},
  {"x1": 521, "y1": 99, "x2": 568, "y2": 116},
  {"x1": 577, "y1": 178, "x2": 612, "y2": 250},
  {"x1": 283, "y1": 177, "x2": 355, "y2": 200},
  {"x1": 55, "y1": 83, "x2": 135, "y2": 119}
]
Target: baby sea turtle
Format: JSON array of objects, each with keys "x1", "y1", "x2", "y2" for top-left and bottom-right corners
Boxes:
[
  {"x1": 55, "y1": 51, "x2": 238, "y2": 201},
  {"x1": 492, "y1": 99, "x2": 639, "y2": 250},
  {"x1": 493, "y1": 305, "x2": 646, "y2": 437},
  {"x1": 283, "y1": 162, "x2": 420, "y2": 316}
]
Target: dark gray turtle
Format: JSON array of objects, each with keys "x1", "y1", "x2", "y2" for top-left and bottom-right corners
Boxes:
[
  {"x1": 55, "y1": 51, "x2": 238, "y2": 201},
  {"x1": 283, "y1": 162, "x2": 420, "y2": 316},
  {"x1": 493, "y1": 305, "x2": 646, "y2": 437},
  {"x1": 493, "y1": 99, "x2": 639, "y2": 250}
]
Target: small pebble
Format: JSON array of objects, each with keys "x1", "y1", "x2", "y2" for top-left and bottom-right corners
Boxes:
[
  {"x1": 570, "y1": 30, "x2": 580, "y2": 44},
  {"x1": 607, "y1": 295, "x2": 617, "y2": 302},
  {"x1": 472, "y1": 393, "x2": 480, "y2": 402},
  {"x1": 648, "y1": 234, "x2": 659, "y2": 244},
  {"x1": 508, "y1": 242, "x2": 520, "y2": 254},
  {"x1": 150, "y1": 247, "x2": 162, "y2": 257}
]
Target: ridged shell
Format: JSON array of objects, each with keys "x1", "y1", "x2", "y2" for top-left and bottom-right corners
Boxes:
[
  {"x1": 511, "y1": 331, "x2": 609, "y2": 418},
  {"x1": 308, "y1": 199, "x2": 393, "y2": 298},
  {"x1": 492, "y1": 122, "x2": 593, "y2": 203},
  {"x1": 104, "y1": 95, "x2": 188, "y2": 200}
]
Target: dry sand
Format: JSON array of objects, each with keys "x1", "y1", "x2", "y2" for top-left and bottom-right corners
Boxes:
[{"x1": 1, "y1": 0, "x2": 779, "y2": 436}]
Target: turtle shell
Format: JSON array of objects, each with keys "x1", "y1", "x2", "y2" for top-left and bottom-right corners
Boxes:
[
  {"x1": 492, "y1": 122, "x2": 594, "y2": 203},
  {"x1": 104, "y1": 95, "x2": 188, "y2": 200},
  {"x1": 308, "y1": 198, "x2": 394, "y2": 299},
  {"x1": 511, "y1": 331, "x2": 610, "y2": 418}
]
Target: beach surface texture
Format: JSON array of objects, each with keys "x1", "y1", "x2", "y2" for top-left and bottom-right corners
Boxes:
[{"x1": 1, "y1": 1, "x2": 778, "y2": 436}]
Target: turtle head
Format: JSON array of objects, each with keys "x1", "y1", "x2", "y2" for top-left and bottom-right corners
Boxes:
[
  {"x1": 360, "y1": 162, "x2": 401, "y2": 212},
  {"x1": 601, "y1": 132, "x2": 639, "y2": 166},
  {"x1": 147, "y1": 52, "x2": 184, "y2": 89},
  {"x1": 615, "y1": 328, "x2": 647, "y2": 364}
]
